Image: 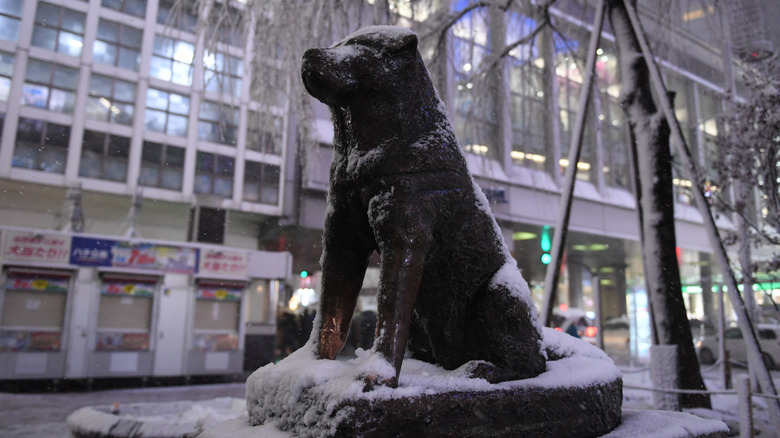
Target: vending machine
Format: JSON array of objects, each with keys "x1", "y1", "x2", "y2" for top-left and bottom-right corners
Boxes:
[{"x1": 0, "y1": 268, "x2": 73, "y2": 379}]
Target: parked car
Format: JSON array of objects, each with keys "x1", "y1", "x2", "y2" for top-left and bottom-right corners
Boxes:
[
  {"x1": 551, "y1": 308, "x2": 598, "y2": 345},
  {"x1": 696, "y1": 324, "x2": 780, "y2": 370}
]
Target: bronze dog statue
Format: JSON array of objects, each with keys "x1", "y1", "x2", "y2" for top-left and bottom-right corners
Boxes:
[{"x1": 301, "y1": 26, "x2": 546, "y2": 389}]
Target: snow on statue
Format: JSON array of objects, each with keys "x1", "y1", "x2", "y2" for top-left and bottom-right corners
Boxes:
[{"x1": 299, "y1": 25, "x2": 546, "y2": 390}]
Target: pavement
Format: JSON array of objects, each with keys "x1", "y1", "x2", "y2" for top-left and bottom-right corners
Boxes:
[{"x1": 0, "y1": 381, "x2": 246, "y2": 438}]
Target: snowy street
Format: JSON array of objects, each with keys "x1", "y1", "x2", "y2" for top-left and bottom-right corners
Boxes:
[
  {"x1": 0, "y1": 382, "x2": 245, "y2": 438},
  {"x1": 1, "y1": 358, "x2": 780, "y2": 438}
]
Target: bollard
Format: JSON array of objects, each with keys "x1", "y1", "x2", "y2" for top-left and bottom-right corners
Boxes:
[
  {"x1": 737, "y1": 374, "x2": 753, "y2": 438},
  {"x1": 650, "y1": 344, "x2": 680, "y2": 411}
]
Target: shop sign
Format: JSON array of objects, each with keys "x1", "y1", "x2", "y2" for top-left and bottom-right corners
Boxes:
[
  {"x1": 197, "y1": 287, "x2": 243, "y2": 301},
  {"x1": 112, "y1": 243, "x2": 198, "y2": 274},
  {"x1": 96, "y1": 332, "x2": 150, "y2": 351},
  {"x1": 7, "y1": 275, "x2": 69, "y2": 293},
  {"x1": 193, "y1": 333, "x2": 238, "y2": 351},
  {"x1": 101, "y1": 281, "x2": 155, "y2": 297},
  {"x1": 199, "y1": 249, "x2": 248, "y2": 277},
  {"x1": 70, "y1": 236, "x2": 116, "y2": 266},
  {"x1": 0, "y1": 330, "x2": 61, "y2": 352},
  {"x1": 2, "y1": 230, "x2": 71, "y2": 264}
]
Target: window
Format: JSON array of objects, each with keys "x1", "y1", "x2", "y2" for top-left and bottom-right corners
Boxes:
[
  {"x1": 198, "y1": 101, "x2": 239, "y2": 146},
  {"x1": 157, "y1": 0, "x2": 197, "y2": 33},
  {"x1": 78, "y1": 130, "x2": 130, "y2": 182},
  {"x1": 208, "y1": 3, "x2": 245, "y2": 47},
  {"x1": 101, "y1": 0, "x2": 146, "y2": 18},
  {"x1": 250, "y1": 67, "x2": 287, "y2": 108},
  {"x1": 144, "y1": 88, "x2": 190, "y2": 136},
  {"x1": 195, "y1": 151, "x2": 234, "y2": 197},
  {"x1": 554, "y1": 28, "x2": 596, "y2": 182},
  {"x1": 0, "y1": 51, "x2": 13, "y2": 102},
  {"x1": 204, "y1": 51, "x2": 243, "y2": 98},
  {"x1": 0, "y1": 1, "x2": 22, "y2": 42},
  {"x1": 150, "y1": 36, "x2": 194, "y2": 86},
  {"x1": 243, "y1": 161, "x2": 280, "y2": 205},
  {"x1": 507, "y1": 14, "x2": 546, "y2": 171},
  {"x1": 86, "y1": 74, "x2": 136, "y2": 125},
  {"x1": 94, "y1": 19, "x2": 143, "y2": 71},
  {"x1": 246, "y1": 112, "x2": 283, "y2": 155},
  {"x1": 22, "y1": 59, "x2": 78, "y2": 113},
  {"x1": 32, "y1": 3, "x2": 86, "y2": 57},
  {"x1": 139, "y1": 141, "x2": 185, "y2": 191},
  {"x1": 188, "y1": 206, "x2": 226, "y2": 244},
  {"x1": 452, "y1": 2, "x2": 498, "y2": 160},
  {"x1": 12, "y1": 118, "x2": 70, "y2": 173}
]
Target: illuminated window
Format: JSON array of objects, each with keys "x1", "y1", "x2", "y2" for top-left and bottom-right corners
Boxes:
[
  {"x1": 0, "y1": 51, "x2": 13, "y2": 102},
  {"x1": 21, "y1": 59, "x2": 78, "y2": 113},
  {"x1": 86, "y1": 74, "x2": 136, "y2": 125},
  {"x1": 452, "y1": 1, "x2": 497, "y2": 160},
  {"x1": 94, "y1": 19, "x2": 143, "y2": 71},
  {"x1": 12, "y1": 118, "x2": 70, "y2": 174},
  {"x1": 78, "y1": 130, "x2": 130, "y2": 182},
  {"x1": 150, "y1": 36, "x2": 194, "y2": 86},
  {"x1": 31, "y1": 2, "x2": 86, "y2": 57},
  {"x1": 508, "y1": 13, "x2": 546, "y2": 170},
  {"x1": 139, "y1": 141, "x2": 185, "y2": 191},
  {"x1": 144, "y1": 88, "x2": 190, "y2": 136},
  {"x1": 204, "y1": 51, "x2": 243, "y2": 98},
  {"x1": 0, "y1": 1, "x2": 22, "y2": 42},
  {"x1": 195, "y1": 151, "x2": 234, "y2": 197}
]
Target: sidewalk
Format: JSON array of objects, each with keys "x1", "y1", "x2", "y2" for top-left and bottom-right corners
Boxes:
[{"x1": 0, "y1": 382, "x2": 245, "y2": 438}]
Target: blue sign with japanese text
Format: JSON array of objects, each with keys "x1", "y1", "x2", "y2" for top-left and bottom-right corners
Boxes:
[{"x1": 70, "y1": 237, "x2": 116, "y2": 266}]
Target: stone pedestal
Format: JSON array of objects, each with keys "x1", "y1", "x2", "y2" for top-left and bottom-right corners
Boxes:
[{"x1": 244, "y1": 328, "x2": 625, "y2": 437}]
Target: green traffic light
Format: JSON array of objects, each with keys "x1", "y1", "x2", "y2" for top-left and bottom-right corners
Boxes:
[
  {"x1": 541, "y1": 253, "x2": 552, "y2": 264},
  {"x1": 300, "y1": 271, "x2": 308, "y2": 278},
  {"x1": 540, "y1": 225, "x2": 551, "y2": 252}
]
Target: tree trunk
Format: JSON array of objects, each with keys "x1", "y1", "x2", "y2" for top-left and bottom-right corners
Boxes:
[{"x1": 607, "y1": 0, "x2": 711, "y2": 409}]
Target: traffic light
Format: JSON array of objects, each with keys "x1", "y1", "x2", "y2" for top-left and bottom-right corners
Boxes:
[
  {"x1": 300, "y1": 271, "x2": 308, "y2": 279},
  {"x1": 540, "y1": 225, "x2": 551, "y2": 264}
]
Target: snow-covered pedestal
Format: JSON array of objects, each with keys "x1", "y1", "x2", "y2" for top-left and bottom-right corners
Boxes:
[{"x1": 240, "y1": 328, "x2": 623, "y2": 437}]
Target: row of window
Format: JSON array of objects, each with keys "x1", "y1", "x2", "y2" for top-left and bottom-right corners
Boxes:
[
  {"x1": 0, "y1": 0, "x2": 242, "y2": 48},
  {"x1": 1, "y1": 2, "x2": 278, "y2": 115},
  {"x1": 0, "y1": 50, "x2": 283, "y2": 154},
  {"x1": 450, "y1": 3, "x2": 724, "y2": 201},
  {"x1": 8, "y1": 115, "x2": 281, "y2": 205}
]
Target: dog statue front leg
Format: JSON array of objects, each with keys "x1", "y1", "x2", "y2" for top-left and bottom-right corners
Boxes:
[{"x1": 367, "y1": 232, "x2": 430, "y2": 389}]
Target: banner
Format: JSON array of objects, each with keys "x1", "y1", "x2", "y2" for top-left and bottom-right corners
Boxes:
[
  {"x1": 199, "y1": 249, "x2": 248, "y2": 277},
  {"x1": 3, "y1": 230, "x2": 71, "y2": 264},
  {"x1": 112, "y1": 242, "x2": 198, "y2": 274}
]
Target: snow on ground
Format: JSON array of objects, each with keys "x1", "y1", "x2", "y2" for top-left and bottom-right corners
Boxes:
[{"x1": 0, "y1": 357, "x2": 777, "y2": 437}]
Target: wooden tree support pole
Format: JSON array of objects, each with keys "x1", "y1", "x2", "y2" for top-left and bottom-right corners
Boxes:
[
  {"x1": 540, "y1": 0, "x2": 606, "y2": 327},
  {"x1": 620, "y1": 0, "x2": 780, "y2": 429}
]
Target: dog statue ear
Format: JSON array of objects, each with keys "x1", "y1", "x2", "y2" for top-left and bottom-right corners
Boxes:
[{"x1": 387, "y1": 32, "x2": 418, "y2": 54}]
